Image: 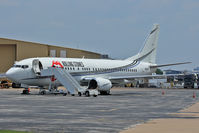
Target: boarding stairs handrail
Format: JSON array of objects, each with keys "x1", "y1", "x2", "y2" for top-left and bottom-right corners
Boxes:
[{"x1": 41, "y1": 67, "x2": 86, "y2": 94}]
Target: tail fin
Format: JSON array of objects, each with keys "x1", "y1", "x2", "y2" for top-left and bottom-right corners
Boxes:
[{"x1": 126, "y1": 24, "x2": 160, "y2": 64}]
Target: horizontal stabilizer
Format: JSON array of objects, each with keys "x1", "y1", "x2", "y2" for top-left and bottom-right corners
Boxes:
[{"x1": 150, "y1": 62, "x2": 191, "y2": 68}]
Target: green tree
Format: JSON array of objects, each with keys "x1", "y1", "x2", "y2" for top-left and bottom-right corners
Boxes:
[{"x1": 156, "y1": 68, "x2": 163, "y2": 75}]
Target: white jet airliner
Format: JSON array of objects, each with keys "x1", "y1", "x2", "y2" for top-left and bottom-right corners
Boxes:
[{"x1": 5, "y1": 24, "x2": 189, "y2": 95}]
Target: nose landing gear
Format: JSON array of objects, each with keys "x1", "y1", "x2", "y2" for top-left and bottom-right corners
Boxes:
[{"x1": 21, "y1": 88, "x2": 30, "y2": 95}]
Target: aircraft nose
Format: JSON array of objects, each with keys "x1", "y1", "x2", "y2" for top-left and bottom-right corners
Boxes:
[
  {"x1": 6, "y1": 68, "x2": 18, "y2": 82},
  {"x1": 6, "y1": 68, "x2": 14, "y2": 77}
]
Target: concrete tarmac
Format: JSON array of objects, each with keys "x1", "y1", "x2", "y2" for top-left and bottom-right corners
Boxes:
[
  {"x1": 0, "y1": 88, "x2": 198, "y2": 133},
  {"x1": 121, "y1": 102, "x2": 199, "y2": 133}
]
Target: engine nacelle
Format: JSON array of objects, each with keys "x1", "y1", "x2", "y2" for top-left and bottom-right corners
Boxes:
[{"x1": 88, "y1": 77, "x2": 112, "y2": 94}]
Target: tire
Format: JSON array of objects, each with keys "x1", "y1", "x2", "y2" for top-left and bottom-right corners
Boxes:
[
  {"x1": 78, "y1": 92, "x2": 82, "y2": 96},
  {"x1": 40, "y1": 91, "x2": 46, "y2": 95},
  {"x1": 131, "y1": 83, "x2": 134, "y2": 87},
  {"x1": 85, "y1": 91, "x2": 90, "y2": 97},
  {"x1": 12, "y1": 83, "x2": 16, "y2": 88},
  {"x1": 100, "y1": 91, "x2": 104, "y2": 95},
  {"x1": 22, "y1": 89, "x2": 29, "y2": 94},
  {"x1": 106, "y1": 91, "x2": 110, "y2": 95}
]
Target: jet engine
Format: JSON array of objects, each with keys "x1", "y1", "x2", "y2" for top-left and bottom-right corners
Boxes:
[{"x1": 88, "y1": 77, "x2": 112, "y2": 95}]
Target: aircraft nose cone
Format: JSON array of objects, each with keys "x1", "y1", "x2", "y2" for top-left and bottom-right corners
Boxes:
[
  {"x1": 6, "y1": 68, "x2": 18, "y2": 82},
  {"x1": 6, "y1": 69, "x2": 13, "y2": 77}
]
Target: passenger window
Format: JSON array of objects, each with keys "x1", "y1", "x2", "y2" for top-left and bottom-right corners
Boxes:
[{"x1": 22, "y1": 65, "x2": 29, "y2": 69}]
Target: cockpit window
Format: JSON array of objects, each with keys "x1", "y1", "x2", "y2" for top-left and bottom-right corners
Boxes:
[
  {"x1": 13, "y1": 65, "x2": 21, "y2": 68},
  {"x1": 13, "y1": 65, "x2": 29, "y2": 69}
]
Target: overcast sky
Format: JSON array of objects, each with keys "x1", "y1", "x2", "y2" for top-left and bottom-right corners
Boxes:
[{"x1": 0, "y1": 0, "x2": 198, "y2": 70}]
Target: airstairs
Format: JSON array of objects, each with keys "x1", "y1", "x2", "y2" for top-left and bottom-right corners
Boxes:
[{"x1": 41, "y1": 67, "x2": 86, "y2": 95}]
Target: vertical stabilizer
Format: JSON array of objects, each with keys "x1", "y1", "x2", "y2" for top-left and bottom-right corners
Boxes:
[{"x1": 126, "y1": 24, "x2": 160, "y2": 64}]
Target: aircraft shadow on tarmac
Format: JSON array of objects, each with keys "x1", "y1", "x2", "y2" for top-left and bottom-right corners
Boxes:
[
  {"x1": 19, "y1": 91, "x2": 145, "y2": 97},
  {"x1": 107, "y1": 92, "x2": 145, "y2": 97}
]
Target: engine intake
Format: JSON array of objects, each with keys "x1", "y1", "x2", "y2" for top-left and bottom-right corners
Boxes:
[
  {"x1": 88, "y1": 78, "x2": 112, "y2": 94},
  {"x1": 88, "y1": 79, "x2": 98, "y2": 89}
]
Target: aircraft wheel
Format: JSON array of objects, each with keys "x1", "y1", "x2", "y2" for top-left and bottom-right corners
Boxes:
[
  {"x1": 22, "y1": 89, "x2": 30, "y2": 95},
  {"x1": 100, "y1": 91, "x2": 109, "y2": 95},
  {"x1": 106, "y1": 91, "x2": 110, "y2": 95}
]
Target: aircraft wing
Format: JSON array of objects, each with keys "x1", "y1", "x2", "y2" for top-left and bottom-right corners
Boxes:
[
  {"x1": 81, "y1": 73, "x2": 183, "y2": 83},
  {"x1": 108, "y1": 74, "x2": 183, "y2": 81}
]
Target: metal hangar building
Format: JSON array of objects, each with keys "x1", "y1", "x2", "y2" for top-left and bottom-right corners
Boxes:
[{"x1": 0, "y1": 38, "x2": 101, "y2": 73}]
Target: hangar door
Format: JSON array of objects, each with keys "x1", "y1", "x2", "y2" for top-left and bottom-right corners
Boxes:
[{"x1": 0, "y1": 45, "x2": 16, "y2": 73}]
